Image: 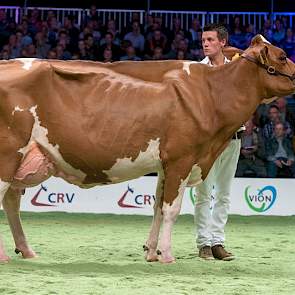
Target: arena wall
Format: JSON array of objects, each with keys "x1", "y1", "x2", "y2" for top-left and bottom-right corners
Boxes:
[{"x1": 16, "y1": 176, "x2": 295, "y2": 216}]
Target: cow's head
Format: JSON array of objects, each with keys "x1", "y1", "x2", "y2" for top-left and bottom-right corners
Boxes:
[{"x1": 242, "y1": 34, "x2": 295, "y2": 103}]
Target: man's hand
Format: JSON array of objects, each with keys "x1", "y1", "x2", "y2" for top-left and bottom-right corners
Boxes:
[
  {"x1": 274, "y1": 159, "x2": 283, "y2": 168},
  {"x1": 282, "y1": 159, "x2": 294, "y2": 166},
  {"x1": 241, "y1": 147, "x2": 255, "y2": 157},
  {"x1": 241, "y1": 148, "x2": 251, "y2": 156}
]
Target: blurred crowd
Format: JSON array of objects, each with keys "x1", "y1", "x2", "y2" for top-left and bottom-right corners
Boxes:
[
  {"x1": 1, "y1": 6, "x2": 295, "y2": 62},
  {"x1": 1, "y1": 5, "x2": 295, "y2": 178}
]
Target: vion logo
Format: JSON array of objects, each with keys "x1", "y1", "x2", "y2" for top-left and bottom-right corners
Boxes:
[
  {"x1": 118, "y1": 185, "x2": 155, "y2": 208},
  {"x1": 31, "y1": 184, "x2": 75, "y2": 207},
  {"x1": 244, "y1": 185, "x2": 277, "y2": 213}
]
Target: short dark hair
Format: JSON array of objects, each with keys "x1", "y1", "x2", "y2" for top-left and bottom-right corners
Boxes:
[
  {"x1": 105, "y1": 31, "x2": 114, "y2": 39},
  {"x1": 203, "y1": 23, "x2": 228, "y2": 42},
  {"x1": 269, "y1": 104, "x2": 280, "y2": 112}
]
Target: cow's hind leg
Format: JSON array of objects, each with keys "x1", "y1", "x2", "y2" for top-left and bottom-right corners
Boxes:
[
  {"x1": 144, "y1": 171, "x2": 164, "y2": 262},
  {"x1": 0, "y1": 181, "x2": 12, "y2": 263},
  {"x1": 2, "y1": 188, "x2": 37, "y2": 259}
]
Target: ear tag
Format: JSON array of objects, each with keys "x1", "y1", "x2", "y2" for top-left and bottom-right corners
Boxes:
[{"x1": 232, "y1": 53, "x2": 240, "y2": 61}]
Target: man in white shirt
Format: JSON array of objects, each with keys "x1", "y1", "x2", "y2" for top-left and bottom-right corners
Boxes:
[{"x1": 195, "y1": 23, "x2": 242, "y2": 261}]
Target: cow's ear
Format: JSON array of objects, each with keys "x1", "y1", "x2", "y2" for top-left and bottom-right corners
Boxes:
[
  {"x1": 251, "y1": 34, "x2": 270, "y2": 46},
  {"x1": 259, "y1": 46, "x2": 269, "y2": 65}
]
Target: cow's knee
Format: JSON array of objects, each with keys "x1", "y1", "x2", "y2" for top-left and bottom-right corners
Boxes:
[
  {"x1": 162, "y1": 204, "x2": 181, "y2": 223},
  {"x1": 2, "y1": 189, "x2": 21, "y2": 214}
]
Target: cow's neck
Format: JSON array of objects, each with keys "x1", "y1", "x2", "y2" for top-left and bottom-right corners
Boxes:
[{"x1": 209, "y1": 58, "x2": 265, "y2": 131}]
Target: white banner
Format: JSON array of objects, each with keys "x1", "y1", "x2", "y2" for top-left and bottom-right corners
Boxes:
[{"x1": 17, "y1": 176, "x2": 295, "y2": 216}]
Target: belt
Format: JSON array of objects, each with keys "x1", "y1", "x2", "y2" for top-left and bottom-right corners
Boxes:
[{"x1": 232, "y1": 131, "x2": 243, "y2": 140}]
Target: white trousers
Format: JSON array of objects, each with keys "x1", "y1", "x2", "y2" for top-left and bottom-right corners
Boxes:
[{"x1": 195, "y1": 139, "x2": 241, "y2": 248}]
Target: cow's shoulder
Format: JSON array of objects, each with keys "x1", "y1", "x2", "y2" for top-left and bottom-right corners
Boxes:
[{"x1": 0, "y1": 58, "x2": 50, "y2": 85}]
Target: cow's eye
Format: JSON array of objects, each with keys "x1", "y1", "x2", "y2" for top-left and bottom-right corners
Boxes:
[{"x1": 279, "y1": 56, "x2": 287, "y2": 62}]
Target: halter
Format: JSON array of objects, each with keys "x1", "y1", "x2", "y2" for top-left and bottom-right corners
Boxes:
[{"x1": 240, "y1": 53, "x2": 295, "y2": 81}]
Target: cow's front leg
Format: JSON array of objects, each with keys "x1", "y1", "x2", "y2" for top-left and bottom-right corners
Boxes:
[
  {"x1": 2, "y1": 188, "x2": 37, "y2": 259},
  {"x1": 144, "y1": 171, "x2": 164, "y2": 262},
  {"x1": 0, "y1": 181, "x2": 11, "y2": 263},
  {"x1": 0, "y1": 238, "x2": 10, "y2": 263},
  {"x1": 157, "y1": 161, "x2": 191, "y2": 263}
]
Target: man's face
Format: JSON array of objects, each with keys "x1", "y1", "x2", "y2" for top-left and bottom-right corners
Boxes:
[
  {"x1": 274, "y1": 123, "x2": 285, "y2": 138},
  {"x1": 245, "y1": 119, "x2": 254, "y2": 134},
  {"x1": 202, "y1": 31, "x2": 226, "y2": 58},
  {"x1": 268, "y1": 107, "x2": 280, "y2": 122},
  {"x1": 132, "y1": 22, "x2": 139, "y2": 31},
  {"x1": 105, "y1": 34, "x2": 113, "y2": 44}
]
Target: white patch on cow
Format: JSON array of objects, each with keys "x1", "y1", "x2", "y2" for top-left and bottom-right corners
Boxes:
[
  {"x1": 182, "y1": 61, "x2": 198, "y2": 75},
  {"x1": 16, "y1": 58, "x2": 36, "y2": 70},
  {"x1": 12, "y1": 106, "x2": 24, "y2": 116},
  {"x1": 0, "y1": 180, "x2": 10, "y2": 207},
  {"x1": 159, "y1": 172, "x2": 189, "y2": 261},
  {"x1": 187, "y1": 164, "x2": 202, "y2": 187},
  {"x1": 162, "y1": 172, "x2": 190, "y2": 222},
  {"x1": 259, "y1": 34, "x2": 270, "y2": 44},
  {"x1": 17, "y1": 105, "x2": 86, "y2": 182},
  {"x1": 103, "y1": 138, "x2": 161, "y2": 183}
]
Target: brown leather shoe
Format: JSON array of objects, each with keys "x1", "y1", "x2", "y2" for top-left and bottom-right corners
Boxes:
[
  {"x1": 211, "y1": 245, "x2": 235, "y2": 261},
  {"x1": 198, "y1": 246, "x2": 214, "y2": 260}
]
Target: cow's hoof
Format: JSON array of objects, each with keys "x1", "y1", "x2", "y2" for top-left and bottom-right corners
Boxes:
[
  {"x1": 157, "y1": 251, "x2": 176, "y2": 264},
  {"x1": 15, "y1": 248, "x2": 37, "y2": 259},
  {"x1": 143, "y1": 245, "x2": 158, "y2": 262},
  {"x1": 145, "y1": 252, "x2": 158, "y2": 262},
  {"x1": 0, "y1": 254, "x2": 10, "y2": 263},
  {"x1": 158, "y1": 257, "x2": 176, "y2": 264},
  {"x1": 158, "y1": 256, "x2": 176, "y2": 264}
]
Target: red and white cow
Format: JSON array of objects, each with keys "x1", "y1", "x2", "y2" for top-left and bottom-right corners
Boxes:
[{"x1": 0, "y1": 35, "x2": 294, "y2": 263}]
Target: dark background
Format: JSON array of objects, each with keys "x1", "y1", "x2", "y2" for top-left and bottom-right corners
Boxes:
[{"x1": 1, "y1": 0, "x2": 295, "y2": 12}]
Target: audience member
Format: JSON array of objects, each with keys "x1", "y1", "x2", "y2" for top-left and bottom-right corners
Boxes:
[
  {"x1": 47, "y1": 48, "x2": 57, "y2": 59},
  {"x1": 260, "y1": 19, "x2": 273, "y2": 42},
  {"x1": 84, "y1": 33, "x2": 98, "y2": 60},
  {"x1": 236, "y1": 119, "x2": 267, "y2": 177},
  {"x1": 120, "y1": 45, "x2": 141, "y2": 61},
  {"x1": 262, "y1": 105, "x2": 293, "y2": 140},
  {"x1": 0, "y1": 9, "x2": 10, "y2": 48},
  {"x1": 75, "y1": 39, "x2": 88, "y2": 60},
  {"x1": 102, "y1": 47, "x2": 113, "y2": 62},
  {"x1": 272, "y1": 19, "x2": 285, "y2": 46},
  {"x1": 99, "y1": 31, "x2": 121, "y2": 60},
  {"x1": 164, "y1": 32, "x2": 186, "y2": 59},
  {"x1": 229, "y1": 17, "x2": 247, "y2": 49},
  {"x1": 35, "y1": 31, "x2": 50, "y2": 58},
  {"x1": 265, "y1": 122, "x2": 295, "y2": 177},
  {"x1": 244, "y1": 24, "x2": 256, "y2": 47},
  {"x1": 105, "y1": 19, "x2": 120, "y2": 45},
  {"x1": 151, "y1": 46, "x2": 164, "y2": 60},
  {"x1": 282, "y1": 28, "x2": 295, "y2": 57},
  {"x1": 124, "y1": 21, "x2": 145, "y2": 55},
  {"x1": 84, "y1": 4, "x2": 99, "y2": 24},
  {"x1": 145, "y1": 29, "x2": 167, "y2": 56},
  {"x1": 63, "y1": 15, "x2": 82, "y2": 51},
  {"x1": 7, "y1": 33, "x2": 21, "y2": 58},
  {"x1": 144, "y1": 14, "x2": 154, "y2": 36}
]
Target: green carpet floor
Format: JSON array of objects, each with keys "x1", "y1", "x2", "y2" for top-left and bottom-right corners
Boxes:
[{"x1": 0, "y1": 212, "x2": 294, "y2": 295}]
